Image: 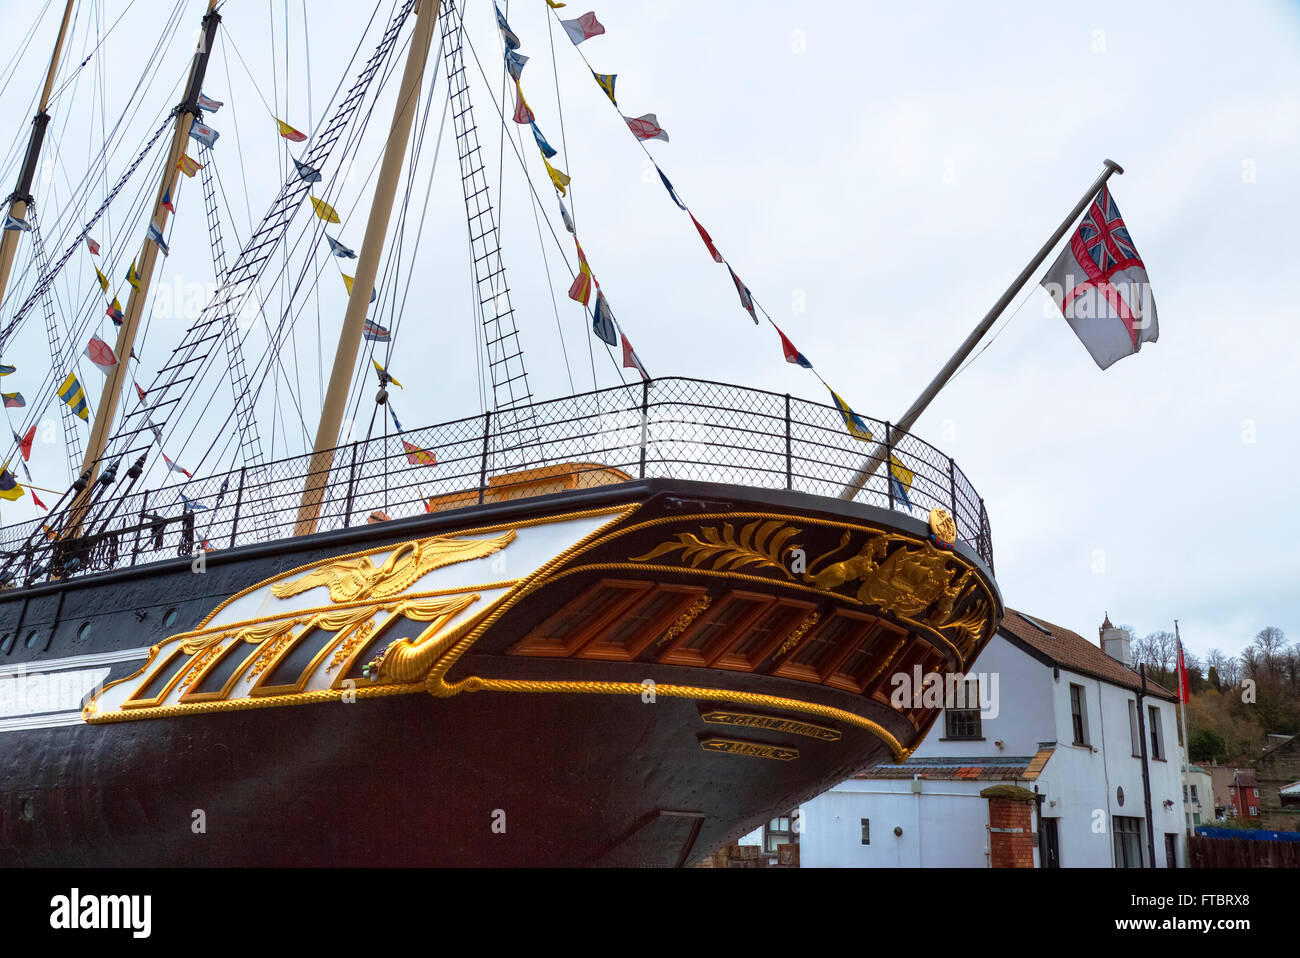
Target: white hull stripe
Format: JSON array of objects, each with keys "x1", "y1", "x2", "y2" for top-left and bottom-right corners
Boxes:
[{"x1": 0, "y1": 646, "x2": 150, "y2": 678}]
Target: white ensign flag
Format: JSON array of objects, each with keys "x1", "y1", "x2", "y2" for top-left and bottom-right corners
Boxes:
[{"x1": 1040, "y1": 185, "x2": 1158, "y2": 370}]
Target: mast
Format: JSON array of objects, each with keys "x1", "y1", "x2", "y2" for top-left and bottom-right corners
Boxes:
[
  {"x1": 0, "y1": 0, "x2": 77, "y2": 314},
  {"x1": 293, "y1": 0, "x2": 441, "y2": 536},
  {"x1": 69, "y1": 0, "x2": 223, "y2": 529}
]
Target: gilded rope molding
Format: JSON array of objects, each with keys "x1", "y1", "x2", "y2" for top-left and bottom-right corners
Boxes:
[
  {"x1": 431, "y1": 674, "x2": 909, "y2": 762},
  {"x1": 84, "y1": 679, "x2": 426, "y2": 724}
]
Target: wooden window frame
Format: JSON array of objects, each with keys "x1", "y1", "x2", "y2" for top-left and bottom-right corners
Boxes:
[
  {"x1": 1070, "y1": 683, "x2": 1089, "y2": 746},
  {"x1": 943, "y1": 677, "x2": 982, "y2": 739},
  {"x1": 710, "y1": 598, "x2": 818, "y2": 673},
  {"x1": 511, "y1": 579, "x2": 652, "y2": 657},
  {"x1": 1148, "y1": 704, "x2": 1164, "y2": 761},
  {"x1": 772, "y1": 609, "x2": 877, "y2": 686},
  {"x1": 575, "y1": 584, "x2": 707, "y2": 662},
  {"x1": 658, "y1": 590, "x2": 776, "y2": 668}
]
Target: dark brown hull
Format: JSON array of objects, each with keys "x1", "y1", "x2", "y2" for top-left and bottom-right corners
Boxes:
[{"x1": 0, "y1": 479, "x2": 1000, "y2": 866}]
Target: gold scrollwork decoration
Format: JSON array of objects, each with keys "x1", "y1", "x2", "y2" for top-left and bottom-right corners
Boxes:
[
  {"x1": 371, "y1": 592, "x2": 483, "y2": 683},
  {"x1": 655, "y1": 595, "x2": 712, "y2": 646},
  {"x1": 271, "y1": 530, "x2": 516, "y2": 604},
  {"x1": 630, "y1": 519, "x2": 800, "y2": 579},
  {"x1": 178, "y1": 643, "x2": 224, "y2": 693},
  {"x1": 327, "y1": 622, "x2": 372, "y2": 673},
  {"x1": 774, "y1": 612, "x2": 820, "y2": 659}
]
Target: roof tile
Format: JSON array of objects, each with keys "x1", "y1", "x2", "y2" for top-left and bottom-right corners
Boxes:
[{"x1": 1000, "y1": 609, "x2": 1177, "y2": 700}]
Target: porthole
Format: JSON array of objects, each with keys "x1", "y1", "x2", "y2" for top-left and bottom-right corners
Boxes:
[
  {"x1": 24, "y1": 630, "x2": 38, "y2": 649},
  {"x1": 0, "y1": 634, "x2": 12, "y2": 655},
  {"x1": 77, "y1": 622, "x2": 92, "y2": 642},
  {"x1": 163, "y1": 608, "x2": 178, "y2": 628}
]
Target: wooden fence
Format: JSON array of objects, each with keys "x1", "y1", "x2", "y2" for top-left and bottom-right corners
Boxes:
[{"x1": 1188, "y1": 834, "x2": 1300, "y2": 867}]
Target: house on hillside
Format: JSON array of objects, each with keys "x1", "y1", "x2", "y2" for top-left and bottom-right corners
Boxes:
[
  {"x1": 1184, "y1": 765, "x2": 1212, "y2": 828},
  {"x1": 1255, "y1": 734, "x2": 1300, "y2": 832}
]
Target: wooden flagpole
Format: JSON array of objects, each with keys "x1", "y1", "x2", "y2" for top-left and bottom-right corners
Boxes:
[{"x1": 838, "y1": 159, "x2": 1125, "y2": 501}]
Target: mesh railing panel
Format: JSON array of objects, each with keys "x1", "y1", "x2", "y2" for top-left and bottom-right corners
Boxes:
[{"x1": 0, "y1": 378, "x2": 993, "y2": 585}]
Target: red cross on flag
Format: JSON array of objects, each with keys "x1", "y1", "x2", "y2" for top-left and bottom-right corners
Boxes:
[{"x1": 1040, "y1": 185, "x2": 1158, "y2": 369}]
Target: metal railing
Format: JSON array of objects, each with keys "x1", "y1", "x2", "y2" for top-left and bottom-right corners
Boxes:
[{"x1": 0, "y1": 378, "x2": 993, "y2": 586}]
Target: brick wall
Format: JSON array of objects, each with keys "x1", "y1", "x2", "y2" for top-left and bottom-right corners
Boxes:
[
  {"x1": 987, "y1": 797, "x2": 1035, "y2": 868},
  {"x1": 1255, "y1": 736, "x2": 1300, "y2": 833}
]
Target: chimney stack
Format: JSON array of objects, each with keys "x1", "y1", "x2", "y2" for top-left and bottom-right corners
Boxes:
[{"x1": 1099, "y1": 612, "x2": 1132, "y2": 666}]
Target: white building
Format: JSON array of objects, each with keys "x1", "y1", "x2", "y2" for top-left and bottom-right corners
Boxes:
[
  {"x1": 1184, "y1": 765, "x2": 1213, "y2": 828},
  {"x1": 757, "y1": 610, "x2": 1188, "y2": 867}
]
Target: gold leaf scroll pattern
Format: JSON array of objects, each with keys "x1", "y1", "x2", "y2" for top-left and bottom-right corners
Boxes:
[
  {"x1": 176, "y1": 595, "x2": 479, "y2": 693},
  {"x1": 270, "y1": 531, "x2": 516, "y2": 604},
  {"x1": 371, "y1": 593, "x2": 482, "y2": 684},
  {"x1": 629, "y1": 520, "x2": 800, "y2": 578},
  {"x1": 655, "y1": 595, "x2": 711, "y2": 647},
  {"x1": 805, "y1": 532, "x2": 989, "y2": 651},
  {"x1": 327, "y1": 622, "x2": 373, "y2": 673}
]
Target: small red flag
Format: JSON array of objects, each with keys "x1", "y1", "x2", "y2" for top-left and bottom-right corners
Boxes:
[
  {"x1": 622, "y1": 332, "x2": 648, "y2": 380},
  {"x1": 1176, "y1": 640, "x2": 1190, "y2": 704},
  {"x1": 135, "y1": 382, "x2": 147, "y2": 402},
  {"x1": 31, "y1": 490, "x2": 47, "y2": 510},
  {"x1": 86, "y1": 237, "x2": 100, "y2": 255},
  {"x1": 18, "y1": 425, "x2": 35, "y2": 461},
  {"x1": 689, "y1": 213, "x2": 723, "y2": 263},
  {"x1": 775, "y1": 324, "x2": 813, "y2": 369}
]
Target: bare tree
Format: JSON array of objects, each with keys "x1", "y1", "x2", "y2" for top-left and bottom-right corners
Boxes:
[
  {"x1": 1133, "y1": 630, "x2": 1176, "y2": 676},
  {"x1": 1219, "y1": 655, "x2": 1242, "y2": 690},
  {"x1": 1252, "y1": 626, "x2": 1287, "y2": 672}
]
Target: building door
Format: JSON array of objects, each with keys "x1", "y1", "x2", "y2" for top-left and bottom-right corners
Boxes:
[
  {"x1": 1041, "y1": 818, "x2": 1060, "y2": 868},
  {"x1": 1164, "y1": 833, "x2": 1178, "y2": 868}
]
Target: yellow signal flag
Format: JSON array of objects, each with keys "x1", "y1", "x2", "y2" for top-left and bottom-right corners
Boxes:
[
  {"x1": 889, "y1": 454, "x2": 914, "y2": 491},
  {"x1": 826, "y1": 385, "x2": 873, "y2": 442},
  {"x1": 543, "y1": 158, "x2": 571, "y2": 196},
  {"x1": 177, "y1": 154, "x2": 202, "y2": 177},
  {"x1": 276, "y1": 118, "x2": 308, "y2": 142},
  {"x1": 373, "y1": 359, "x2": 402, "y2": 389},
  {"x1": 57, "y1": 372, "x2": 89, "y2": 421},
  {"x1": 546, "y1": 0, "x2": 566, "y2": 7},
  {"x1": 310, "y1": 195, "x2": 341, "y2": 223},
  {"x1": 126, "y1": 259, "x2": 141, "y2": 290},
  {"x1": 0, "y1": 461, "x2": 24, "y2": 501},
  {"x1": 94, "y1": 266, "x2": 109, "y2": 293}
]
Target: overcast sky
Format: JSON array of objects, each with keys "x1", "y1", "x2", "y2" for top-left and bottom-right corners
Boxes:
[{"x1": 0, "y1": 0, "x2": 1295, "y2": 663}]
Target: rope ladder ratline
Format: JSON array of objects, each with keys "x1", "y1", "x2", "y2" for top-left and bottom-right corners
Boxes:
[
  {"x1": 96, "y1": 0, "x2": 421, "y2": 490},
  {"x1": 438, "y1": 0, "x2": 540, "y2": 473}
]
